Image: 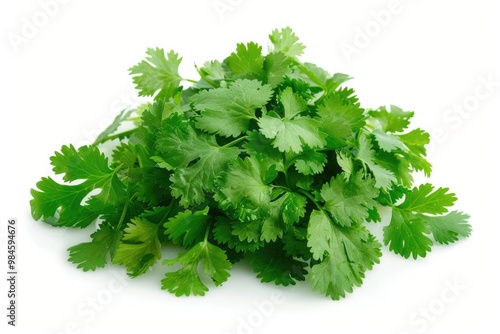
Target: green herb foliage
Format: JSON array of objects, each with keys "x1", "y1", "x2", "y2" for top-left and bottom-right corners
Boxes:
[{"x1": 30, "y1": 27, "x2": 471, "y2": 300}]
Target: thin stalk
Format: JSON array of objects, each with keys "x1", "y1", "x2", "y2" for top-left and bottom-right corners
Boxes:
[
  {"x1": 222, "y1": 135, "x2": 248, "y2": 148},
  {"x1": 195, "y1": 64, "x2": 218, "y2": 88},
  {"x1": 183, "y1": 78, "x2": 198, "y2": 84},
  {"x1": 115, "y1": 193, "x2": 137, "y2": 232},
  {"x1": 94, "y1": 128, "x2": 137, "y2": 145},
  {"x1": 203, "y1": 222, "x2": 212, "y2": 243},
  {"x1": 298, "y1": 189, "x2": 323, "y2": 212},
  {"x1": 296, "y1": 63, "x2": 326, "y2": 90}
]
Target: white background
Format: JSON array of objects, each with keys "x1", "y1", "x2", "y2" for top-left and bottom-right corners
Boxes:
[{"x1": 1, "y1": 1, "x2": 499, "y2": 333}]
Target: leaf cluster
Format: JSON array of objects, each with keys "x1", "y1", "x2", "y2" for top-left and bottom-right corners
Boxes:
[{"x1": 30, "y1": 27, "x2": 471, "y2": 300}]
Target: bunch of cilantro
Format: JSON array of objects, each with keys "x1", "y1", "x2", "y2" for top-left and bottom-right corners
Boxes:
[{"x1": 30, "y1": 27, "x2": 471, "y2": 300}]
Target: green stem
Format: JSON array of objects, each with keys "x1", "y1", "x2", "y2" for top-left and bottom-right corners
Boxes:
[
  {"x1": 127, "y1": 116, "x2": 142, "y2": 122},
  {"x1": 113, "y1": 163, "x2": 125, "y2": 173},
  {"x1": 195, "y1": 64, "x2": 219, "y2": 88},
  {"x1": 298, "y1": 189, "x2": 323, "y2": 211},
  {"x1": 183, "y1": 78, "x2": 198, "y2": 84},
  {"x1": 363, "y1": 122, "x2": 376, "y2": 131},
  {"x1": 222, "y1": 135, "x2": 248, "y2": 148},
  {"x1": 272, "y1": 184, "x2": 292, "y2": 193},
  {"x1": 203, "y1": 222, "x2": 211, "y2": 243},
  {"x1": 284, "y1": 156, "x2": 298, "y2": 173},
  {"x1": 157, "y1": 201, "x2": 177, "y2": 241},
  {"x1": 285, "y1": 172, "x2": 291, "y2": 189},
  {"x1": 315, "y1": 91, "x2": 328, "y2": 105},
  {"x1": 298, "y1": 189, "x2": 336, "y2": 225},
  {"x1": 94, "y1": 128, "x2": 137, "y2": 145},
  {"x1": 115, "y1": 194, "x2": 133, "y2": 232},
  {"x1": 296, "y1": 62, "x2": 325, "y2": 89},
  {"x1": 345, "y1": 139, "x2": 356, "y2": 147},
  {"x1": 159, "y1": 201, "x2": 176, "y2": 224}
]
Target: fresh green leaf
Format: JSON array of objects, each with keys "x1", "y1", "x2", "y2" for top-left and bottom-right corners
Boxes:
[
  {"x1": 164, "y1": 206, "x2": 211, "y2": 247},
  {"x1": 213, "y1": 217, "x2": 264, "y2": 253},
  {"x1": 398, "y1": 183, "x2": 457, "y2": 215},
  {"x1": 259, "y1": 87, "x2": 325, "y2": 153},
  {"x1": 192, "y1": 79, "x2": 273, "y2": 137},
  {"x1": 317, "y1": 91, "x2": 365, "y2": 148},
  {"x1": 31, "y1": 145, "x2": 125, "y2": 228},
  {"x1": 383, "y1": 209, "x2": 433, "y2": 259},
  {"x1": 129, "y1": 48, "x2": 182, "y2": 100},
  {"x1": 68, "y1": 224, "x2": 120, "y2": 271},
  {"x1": 156, "y1": 115, "x2": 240, "y2": 206},
  {"x1": 248, "y1": 241, "x2": 308, "y2": 286},
  {"x1": 225, "y1": 42, "x2": 265, "y2": 79},
  {"x1": 368, "y1": 105, "x2": 414, "y2": 133},
  {"x1": 307, "y1": 209, "x2": 333, "y2": 261},
  {"x1": 264, "y1": 52, "x2": 293, "y2": 87},
  {"x1": 356, "y1": 135, "x2": 397, "y2": 190},
  {"x1": 423, "y1": 211, "x2": 472, "y2": 245},
  {"x1": 162, "y1": 240, "x2": 231, "y2": 296},
  {"x1": 269, "y1": 27, "x2": 306, "y2": 59},
  {"x1": 195, "y1": 60, "x2": 226, "y2": 87},
  {"x1": 308, "y1": 210, "x2": 382, "y2": 300},
  {"x1": 113, "y1": 217, "x2": 162, "y2": 277},
  {"x1": 260, "y1": 191, "x2": 307, "y2": 242},
  {"x1": 374, "y1": 150, "x2": 414, "y2": 187},
  {"x1": 371, "y1": 129, "x2": 407, "y2": 152},
  {"x1": 216, "y1": 155, "x2": 277, "y2": 222},
  {"x1": 293, "y1": 148, "x2": 327, "y2": 175},
  {"x1": 398, "y1": 129, "x2": 432, "y2": 176},
  {"x1": 320, "y1": 172, "x2": 379, "y2": 227},
  {"x1": 295, "y1": 62, "x2": 351, "y2": 93}
]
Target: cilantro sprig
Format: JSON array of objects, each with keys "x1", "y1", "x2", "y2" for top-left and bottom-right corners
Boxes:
[{"x1": 30, "y1": 27, "x2": 471, "y2": 300}]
